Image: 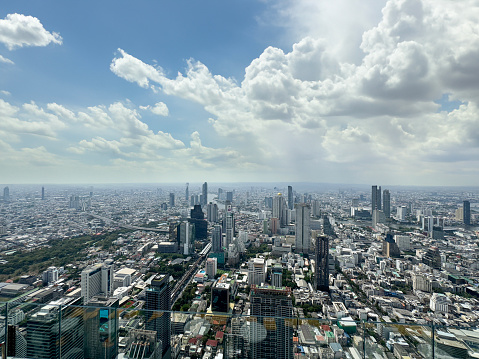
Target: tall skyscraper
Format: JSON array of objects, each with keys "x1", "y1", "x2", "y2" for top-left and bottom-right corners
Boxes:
[
  {"x1": 226, "y1": 191, "x2": 233, "y2": 202},
  {"x1": 189, "y1": 204, "x2": 207, "y2": 239},
  {"x1": 145, "y1": 274, "x2": 171, "y2": 359},
  {"x1": 224, "y1": 204, "x2": 234, "y2": 247},
  {"x1": 81, "y1": 263, "x2": 114, "y2": 301},
  {"x1": 377, "y1": 186, "x2": 382, "y2": 210},
  {"x1": 372, "y1": 185, "x2": 381, "y2": 211},
  {"x1": 207, "y1": 202, "x2": 219, "y2": 222},
  {"x1": 295, "y1": 203, "x2": 311, "y2": 253},
  {"x1": 212, "y1": 224, "x2": 223, "y2": 252},
  {"x1": 202, "y1": 182, "x2": 208, "y2": 207},
  {"x1": 168, "y1": 192, "x2": 175, "y2": 207},
  {"x1": 273, "y1": 193, "x2": 287, "y2": 226},
  {"x1": 249, "y1": 285, "x2": 293, "y2": 359},
  {"x1": 177, "y1": 221, "x2": 194, "y2": 255},
  {"x1": 383, "y1": 189, "x2": 391, "y2": 218},
  {"x1": 315, "y1": 235, "x2": 329, "y2": 292},
  {"x1": 464, "y1": 200, "x2": 471, "y2": 225},
  {"x1": 185, "y1": 183, "x2": 189, "y2": 203},
  {"x1": 41, "y1": 186, "x2": 45, "y2": 200},
  {"x1": 3, "y1": 186, "x2": 10, "y2": 201},
  {"x1": 287, "y1": 185, "x2": 293, "y2": 210}
]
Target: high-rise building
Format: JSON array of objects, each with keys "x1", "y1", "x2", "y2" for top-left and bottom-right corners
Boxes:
[
  {"x1": 202, "y1": 182, "x2": 208, "y2": 207},
  {"x1": 177, "y1": 221, "x2": 194, "y2": 255},
  {"x1": 315, "y1": 235, "x2": 329, "y2": 292},
  {"x1": 271, "y1": 265, "x2": 283, "y2": 288},
  {"x1": 248, "y1": 258, "x2": 266, "y2": 286},
  {"x1": 41, "y1": 186, "x2": 45, "y2": 200},
  {"x1": 207, "y1": 202, "x2": 219, "y2": 222},
  {"x1": 273, "y1": 193, "x2": 287, "y2": 227},
  {"x1": 3, "y1": 186, "x2": 10, "y2": 201},
  {"x1": 185, "y1": 183, "x2": 189, "y2": 203},
  {"x1": 224, "y1": 204, "x2": 234, "y2": 247},
  {"x1": 211, "y1": 274, "x2": 230, "y2": 313},
  {"x1": 189, "y1": 204, "x2": 207, "y2": 240},
  {"x1": 84, "y1": 296, "x2": 119, "y2": 359},
  {"x1": 295, "y1": 203, "x2": 311, "y2": 253},
  {"x1": 81, "y1": 263, "x2": 114, "y2": 301},
  {"x1": 377, "y1": 186, "x2": 382, "y2": 210},
  {"x1": 287, "y1": 185, "x2": 293, "y2": 210},
  {"x1": 42, "y1": 266, "x2": 59, "y2": 285},
  {"x1": 27, "y1": 297, "x2": 84, "y2": 359},
  {"x1": 383, "y1": 189, "x2": 390, "y2": 218},
  {"x1": 323, "y1": 215, "x2": 334, "y2": 236},
  {"x1": 226, "y1": 191, "x2": 233, "y2": 202},
  {"x1": 169, "y1": 193, "x2": 175, "y2": 207},
  {"x1": 212, "y1": 224, "x2": 223, "y2": 252},
  {"x1": 371, "y1": 185, "x2": 382, "y2": 211},
  {"x1": 145, "y1": 274, "x2": 171, "y2": 359},
  {"x1": 464, "y1": 200, "x2": 471, "y2": 225},
  {"x1": 249, "y1": 285, "x2": 293, "y2": 359},
  {"x1": 206, "y1": 257, "x2": 217, "y2": 278}
]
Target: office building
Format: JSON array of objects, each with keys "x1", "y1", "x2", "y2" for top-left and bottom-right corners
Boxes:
[
  {"x1": 85, "y1": 296, "x2": 119, "y2": 359},
  {"x1": 323, "y1": 215, "x2": 334, "y2": 236},
  {"x1": 273, "y1": 193, "x2": 287, "y2": 227},
  {"x1": 423, "y1": 247, "x2": 441, "y2": 269},
  {"x1": 249, "y1": 285, "x2": 293, "y2": 359},
  {"x1": 464, "y1": 200, "x2": 471, "y2": 225},
  {"x1": 189, "y1": 204, "x2": 207, "y2": 239},
  {"x1": 201, "y1": 182, "x2": 208, "y2": 207},
  {"x1": 207, "y1": 202, "x2": 219, "y2": 222},
  {"x1": 371, "y1": 185, "x2": 381, "y2": 211},
  {"x1": 211, "y1": 224, "x2": 223, "y2": 253},
  {"x1": 211, "y1": 274, "x2": 230, "y2": 313},
  {"x1": 295, "y1": 203, "x2": 311, "y2": 253},
  {"x1": 81, "y1": 262, "x2": 114, "y2": 301},
  {"x1": 27, "y1": 297, "x2": 84, "y2": 359},
  {"x1": 224, "y1": 204, "x2": 234, "y2": 247},
  {"x1": 315, "y1": 235, "x2": 329, "y2": 292},
  {"x1": 206, "y1": 257, "x2": 217, "y2": 278},
  {"x1": 271, "y1": 264, "x2": 283, "y2": 288},
  {"x1": 169, "y1": 193, "x2": 175, "y2": 207},
  {"x1": 226, "y1": 191, "x2": 233, "y2": 202},
  {"x1": 41, "y1": 186, "x2": 45, "y2": 200},
  {"x1": 248, "y1": 258, "x2": 266, "y2": 286},
  {"x1": 287, "y1": 185, "x2": 293, "y2": 210},
  {"x1": 185, "y1": 183, "x2": 189, "y2": 203},
  {"x1": 383, "y1": 189, "x2": 390, "y2": 218},
  {"x1": 145, "y1": 274, "x2": 171, "y2": 359},
  {"x1": 42, "y1": 266, "x2": 59, "y2": 285},
  {"x1": 177, "y1": 221, "x2": 194, "y2": 255}
]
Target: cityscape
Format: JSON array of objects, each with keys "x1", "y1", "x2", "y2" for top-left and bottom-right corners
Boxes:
[
  {"x1": 0, "y1": 183, "x2": 479, "y2": 358},
  {"x1": 2, "y1": 0, "x2": 479, "y2": 358}
]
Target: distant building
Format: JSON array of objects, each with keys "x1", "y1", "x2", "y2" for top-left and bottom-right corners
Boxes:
[
  {"x1": 372, "y1": 185, "x2": 381, "y2": 211},
  {"x1": 271, "y1": 265, "x2": 283, "y2": 288},
  {"x1": 189, "y1": 204, "x2": 207, "y2": 240},
  {"x1": 42, "y1": 266, "x2": 59, "y2": 285},
  {"x1": 248, "y1": 258, "x2": 266, "y2": 286},
  {"x1": 177, "y1": 221, "x2": 194, "y2": 255},
  {"x1": 423, "y1": 247, "x2": 441, "y2": 269},
  {"x1": 3, "y1": 186, "x2": 9, "y2": 201},
  {"x1": 211, "y1": 276, "x2": 230, "y2": 313},
  {"x1": 295, "y1": 203, "x2": 311, "y2": 254},
  {"x1": 169, "y1": 193, "x2": 175, "y2": 207},
  {"x1": 224, "y1": 204, "x2": 234, "y2": 247},
  {"x1": 287, "y1": 185, "x2": 293, "y2": 210},
  {"x1": 226, "y1": 191, "x2": 233, "y2": 202},
  {"x1": 464, "y1": 200, "x2": 471, "y2": 225},
  {"x1": 207, "y1": 202, "x2": 219, "y2": 222},
  {"x1": 383, "y1": 189, "x2": 390, "y2": 218},
  {"x1": 273, "y1": 193, "x2": 287, "y2": 227},
  {"x1": 206, "y1": 257, "x2": 217, "y2": 278},
  {"x1": 201, "y1": 182, "x2": 208, "y2": 207},
  {"x1": 212, "y1": 225, "x2": 223, "y2": 253},
  {"x1": 315, "y1": 235, "x2": 329, "y2": 292}
]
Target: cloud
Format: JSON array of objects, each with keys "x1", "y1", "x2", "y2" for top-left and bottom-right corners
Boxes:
[
  {"x1": 0, "y1": 54, "x2": 13, "y2": 64},
  {"x1": 140, "y1": 102, "x2": 169, "y2": 116},
  {"x1": 0, "y1": 13, "x2": 62, "y2": 50},
  {"x1": 108, "y1": 0, "x2": 479, "y2": 185}
]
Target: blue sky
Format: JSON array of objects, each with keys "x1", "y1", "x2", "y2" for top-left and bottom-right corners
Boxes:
[{"x1": 1, "y1": 0, "x2": 479, "y2": 185}]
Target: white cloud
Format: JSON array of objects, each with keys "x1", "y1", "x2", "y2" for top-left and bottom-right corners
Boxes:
[
  {"x1": 0, "y1": 54, "x2": 13, "y2": 64},
  {"x1": 0, "y1": 13, "x2": 62, "y2": 50},
  {"x1": 110, "y1": 49, "x2": 163, "y2": 88},
  {"x1": 1, "y1": 90, "x2": 11, "y2": 96},
  {"x1": 140, "y1": 102, "x2": 169, "y2": 116}
]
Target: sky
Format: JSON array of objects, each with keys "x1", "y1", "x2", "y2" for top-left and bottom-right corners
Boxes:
[{"x1": 1, "y1": 0, "x2": 479, "y2": 186}]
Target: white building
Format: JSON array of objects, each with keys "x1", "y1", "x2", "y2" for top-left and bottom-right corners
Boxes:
[
  {"x1": 81, "y1": 262, "x2": 114, "y2": 301},
  {"x1": 248, "y1": 258, "x2": 266, "y2": 286},
  {"x1": 394, "y1": 235, "x2": 410, "y2": 251},
  {"x1": 206, "y1": 257, "x2": 217, "y2": 278},
  {"x1": 430, "y1": 293, "x2": 451, "y2": 313},
  {"x1": 42, "y1": 266, "x2": 59, "y2": 285},
  {"x1": 412, "y1": 273, "x2": 432, "y2": 293}
]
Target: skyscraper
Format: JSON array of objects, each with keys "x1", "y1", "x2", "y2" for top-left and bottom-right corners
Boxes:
[
  {"x1": 383, "y1": 189, "x2": 391, "y2": 218},
  {"x1": 464, "y1": 200, "x2": 471, "y2": 225},
  {"x1": 273, "y1": 193, "x2": 287, "y2": 226},
  {"x1": 3, "y1": 186, "x2": 9, "y2": 201},
  {"x1": 295, "y1": 203, "x2": 311, "y2": 253},
  {"x1": 315, "y1": 235, "x2": 329, "y2": 292},
  {"x1": 202, "y1": 182, "x2": 208, "y2": 207},
  {"x1": 377, "y1": 185, "x2": 382, "y2": 210},
  {"x1": 189, "y1": 204, "x2": 207, "y2": 239},
  {"x1": 177, "y1": 221, "x2": 194, "y2": 255},
  {"x1": 371, "y1": 185, "x2": 377, "y2": 211},
  {"x1": 287, "y1": 185, "x2": 293, "y2": 210},
  {"x1": 185, "y1": 183, "x2": 189, "y2": 203},
  {"x1": 145, "y1": 274, "x2": 171, "y2": 359},
  {"x1": 226, "y1": 191, "x2": 233, "y2": 202},
  {"x1": 207, "y1": 202, "x2": 219, "y2": 222},
  {"x1": 41, "y1": 186, "x2": 45, "y2": 200},
  {"x1": 224, "y1": 204, "x2": 234, "y2": 247},
  {"x1": 81, "y1": 262, "x2": 114, "y2": 301},
  {"x1": 169, "y1": 192, "x2": 175, "y2": 207},
  {"x1": 249, "y1": 285, "x2": 293, "y2": 359},
  {"x1": 212, "y1": 224, "x2": 223, "y2": 252},
  {"x1": 248, "y1": 258, "x2": 266, "y2": 285}
]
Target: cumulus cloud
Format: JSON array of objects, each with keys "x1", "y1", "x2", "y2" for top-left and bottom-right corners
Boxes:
[
  {"x1": 108, "y1": 0, "x2": 479, "y2": 184},
  {"x1": 0, "y1": 13, "x2": 62, "y2": 50},
  {"x1": 140, "y1": 102, "x2": 169, "y2": 116}
]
